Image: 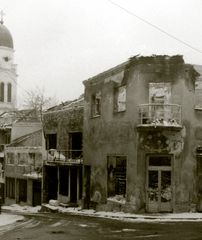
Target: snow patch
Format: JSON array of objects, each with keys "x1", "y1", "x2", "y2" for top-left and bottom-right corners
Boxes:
[{"x1": 0, "y1": 213, "x2": 24, "y2": 226}]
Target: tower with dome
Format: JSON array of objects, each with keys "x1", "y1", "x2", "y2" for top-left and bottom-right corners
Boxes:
[{"x1": 0, "y1": 11, "x2": 17, "y2": 114}]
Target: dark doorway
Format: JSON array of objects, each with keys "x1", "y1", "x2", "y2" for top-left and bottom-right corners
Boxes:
[
  {"x1": 70, "y1": 167, "x2": 77, "y2": 203},
  {"x1": 19, "y1": 179, "x2": 27, "y2": 202},
  {"x1": 33, "y1": 180, "x2": 41, "y2": 206},
  {"x1": 59, "y1": 167, "x2": 69, "y2": 196},
  {"x1": 46, "y1": 166, "x2": 58, "y2": 201}
]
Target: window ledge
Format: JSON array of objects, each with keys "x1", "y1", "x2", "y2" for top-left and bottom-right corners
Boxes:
[
  {"x1": 114, "y1": 110, "x2": 126, "y2": 114},
  {"x1": 91, "y1": 114, "x2": 101, "y2": 119},
  {"x1": 194, "y1": 106, "x2": 202, "y2": 111}
]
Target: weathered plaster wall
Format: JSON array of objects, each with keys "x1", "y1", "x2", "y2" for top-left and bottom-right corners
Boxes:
[
  {"x1": 43, "y1": 107, "x2": 83, "y2": 151},
  {"x1": 83, "y1": 56, "x2": 201, "y2": 213}
]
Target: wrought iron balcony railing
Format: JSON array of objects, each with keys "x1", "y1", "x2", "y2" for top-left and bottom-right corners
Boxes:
[
  {"x1": 46, "y1": 149, "x2": 83, "y2": 164},
  {"x1": 138, "y1": 104, "x2": 182, "y2": 128}
]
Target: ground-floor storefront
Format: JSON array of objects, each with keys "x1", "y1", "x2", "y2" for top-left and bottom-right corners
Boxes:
[{"x1": 43, "y1": 164, "x2": 83, "y2": 206}]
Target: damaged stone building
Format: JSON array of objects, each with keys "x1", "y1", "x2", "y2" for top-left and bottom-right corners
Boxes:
[
  {"x1": 83, "y1": 55, "x2": 202, "y2": 213},
  {"x1": 42, "y1": 97, "x2": 83, "y2": 206},
  {"x1": 4, "y1": 110, "x2": 45, "y2": 206}
]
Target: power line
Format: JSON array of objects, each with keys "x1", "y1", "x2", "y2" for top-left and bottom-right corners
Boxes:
[{"x1": 108, "y1": 0, "x2": 202, "y2": 54}]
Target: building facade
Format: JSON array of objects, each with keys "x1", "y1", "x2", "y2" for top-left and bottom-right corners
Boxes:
[
  {"x1": 42, "y1": 97, "x2": 83, "y2": 206},
  {"x1": 4, "y1": 110, "x2": 45, "y2": 206},
  {"x1": 83, "y1": 55, "x2": 202, "y2": 213}
]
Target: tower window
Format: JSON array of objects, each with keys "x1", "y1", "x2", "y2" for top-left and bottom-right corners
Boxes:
[
  {"x1": 7, "y1": 83, "x2": 12, "y2": 102},
  {"x1": 0, "y1": 82, "x2": 4, "y2": 102},
  {"x1": 3, "y1": 56, "x2": 9, "y2": 62}
]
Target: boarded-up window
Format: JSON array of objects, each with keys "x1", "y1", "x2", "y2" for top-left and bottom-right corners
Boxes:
[
  {"x1": 107, "y1": 156, "x2": 127, "y2": 197},
  {"x1": 114, "y1": 86, "x2": 126, "y2": 112},
  {"x1": 149, "y1": 83, "x2": 171, "y2": 104},
  {"x1": 7, "y1": 83, "x2": 12, "y2": 102},
  {"x1": 0, "y1": 82, "x2": 4, "y2": 102},
  {"x1": 91, "y1": 91, "x2": 101, "y2": 117}
]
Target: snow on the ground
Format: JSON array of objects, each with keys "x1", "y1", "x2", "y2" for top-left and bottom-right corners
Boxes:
[
  {"x1": 2, "y1": 204, "x2": 41, "y2": 214},
  {"x1": 2, "y1": 204, "x2": 202, "y2": 222},
  {"x1": 0, "y1": 213, "x2": 24, "y2": 226}
]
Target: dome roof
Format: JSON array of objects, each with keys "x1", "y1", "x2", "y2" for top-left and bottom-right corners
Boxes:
[{"x1": 0, "y1": 23, "x2": 13, "y2": 49}]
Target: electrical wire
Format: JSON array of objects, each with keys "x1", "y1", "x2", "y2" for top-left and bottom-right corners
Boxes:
[{"x1": 108, "y1": 0, "x2": 202, "y2": 54}]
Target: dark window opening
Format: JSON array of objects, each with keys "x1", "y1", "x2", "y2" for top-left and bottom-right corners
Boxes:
[
  {"x1": 107, "y1": 156, "x2": 127, "y2": 197},
  {"x1": 0, "y1": 82, "x2": 4, "y2": 102},
  {"x1": 59, "y1": 167, "x2": 69, "y2": 196},
  {"x1": 18, "y1": 179, "x2": 27, "y2": 202},
  {"x1": 69, "y1": 132, "x2": 82, "y2": 159},
  {"x1": 46, "y1": 134, "x2": 57, "y2": 150},
  {"x1": 7, "y1": 83, "x2": 12, "y2": 102},
  {"x1": 149, "y1": 156, "x2": 171, "y2": 166},
  {"x1": 6, "y1": 177, "x2": 15, "y2": 199}
]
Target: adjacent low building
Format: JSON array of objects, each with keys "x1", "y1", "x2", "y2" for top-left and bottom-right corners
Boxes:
[
  {"x1": 42, "y1": 97, "x2": 83, "y2": 206},
  {"x1": 4, "y1": 110, "x2": 45, "y2": 206}
]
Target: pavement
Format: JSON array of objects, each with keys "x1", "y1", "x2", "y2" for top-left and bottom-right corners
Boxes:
[{"x1": 2, "y1": 204, "x2": 202, "y2": 222}]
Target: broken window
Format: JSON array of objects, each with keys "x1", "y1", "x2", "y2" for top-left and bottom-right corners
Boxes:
[
  {"x1": 114, "y1": 85, "x2": 126, "y2": 112},
  {"x1": 107, "y1": 156, "x2": 127, "y2": 197},
  {"x1": 91, "y1": 91, "x2": 101, "y2": 117},
  {"x1": 6, "y1": 177, "x2": 15, "y2": 199},
  {"x1": 69, "y1": 132, "x2": 82, "y2": 159}
]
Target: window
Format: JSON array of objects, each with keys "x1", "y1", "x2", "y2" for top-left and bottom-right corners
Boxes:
[
  {"x1": 7, "y1": 83, "x2": 12, "y2": 102},
  {"x1": 6, "y1": 177, "x2": 15, "y2": 199},
  {"x1": 69, "y1": 132, "x2": 82, "y2": 159},
  {"x1": 46, "y1": 134, "x2": 57, "y2": 150},
  {"x1": 18, "y1": 153, "x2": 27, "y2": 165},
  {"x1": 107, "y1": 156, "x2": 127, "y2": 197},
  {"x1": 7, "y1": 152, "x2": 15, "y2": 164},
  {"x1": 91, "y1": 91, "x2": 101, "y2": 117},
  {"x1": 28, "y1": 152, "x2": 36, "y2": 165},
  {"x1": 0, "y1": 82, "x2": 4, "y2": 102},
  {"x1": 114, "y1": 85, "x2": 126, "y2": 112},
  {"x1": 149, "y1": 83, "x2": 171, "y2": 104}
]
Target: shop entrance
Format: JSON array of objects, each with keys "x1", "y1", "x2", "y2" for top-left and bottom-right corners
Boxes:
[{"x1": 146, "y1": 155, "x2": 172, "y2": 213}]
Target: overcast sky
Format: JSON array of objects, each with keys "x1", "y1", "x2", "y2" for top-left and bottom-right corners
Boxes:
[{"x1": 1, "y1": 0, "x2": 202, "y2": 107}]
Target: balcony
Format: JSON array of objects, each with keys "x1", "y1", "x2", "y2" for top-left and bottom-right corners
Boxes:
[
  {"x1": 137, "y1": 104, "x2": 182, "y2": 130},
  {"x1": 46, "y1": 149, "x2": 83, "y2": 165}
]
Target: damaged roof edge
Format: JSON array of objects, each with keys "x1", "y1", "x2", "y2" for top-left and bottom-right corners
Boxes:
[{"x1": 83, "y1": 54, "x2": 186, "y2": 86}]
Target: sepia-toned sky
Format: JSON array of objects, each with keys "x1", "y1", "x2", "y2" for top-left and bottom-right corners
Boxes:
[{"x1": 1, "y1": 0, "x2": 202, "y2": 107}]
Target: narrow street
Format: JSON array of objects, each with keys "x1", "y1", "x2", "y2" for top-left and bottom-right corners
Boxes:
[{"x1": 0, "y1": 213, "x2": 202, "y2": 240}]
